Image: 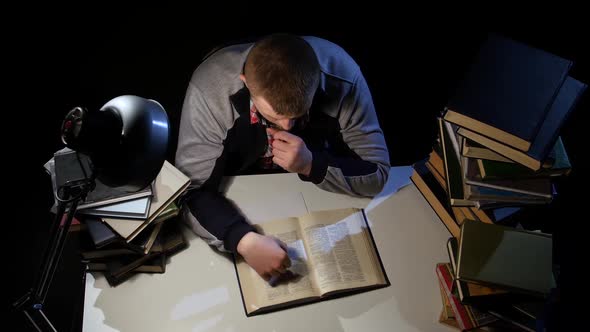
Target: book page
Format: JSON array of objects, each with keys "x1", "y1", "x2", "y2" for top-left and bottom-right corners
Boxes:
[
  {"x1": 298, "y1": 208, "x2": 387, "y2": 296},
  {"x1": 235, "y1": 217, "x2": 318, "y2": 315}
]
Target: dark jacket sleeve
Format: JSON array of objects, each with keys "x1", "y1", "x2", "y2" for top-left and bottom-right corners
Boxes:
[
  {"x1": 175, "y1": 82, "x2": 256, "y2": 253},
  {"x1": 182, "y1": 159, "x2": 256, "y2": 253}
]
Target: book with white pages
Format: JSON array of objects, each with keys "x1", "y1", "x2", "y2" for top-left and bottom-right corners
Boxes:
[
  {"x1": 102, "y1": 161, "x2": 190, "y2": 242},
  {"x1": 104, "y1": 202, "x2": 179, "y2": 239},
  {"x1": 78, "y1": 196, "x2": 152, "y2": 219}
]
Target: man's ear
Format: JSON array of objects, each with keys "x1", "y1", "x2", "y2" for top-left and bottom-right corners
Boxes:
[{"x1": 239, "y1": 74, "x2": 247, "y2": 87}]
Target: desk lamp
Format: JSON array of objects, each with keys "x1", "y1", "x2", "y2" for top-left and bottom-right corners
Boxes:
[{"x1": 13, "y1": 95, "x2": 169, "y2": 331}]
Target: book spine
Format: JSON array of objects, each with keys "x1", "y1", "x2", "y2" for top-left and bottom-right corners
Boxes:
[{"x1": 436, "y1": 263, "x2": 474, "y2": 330}]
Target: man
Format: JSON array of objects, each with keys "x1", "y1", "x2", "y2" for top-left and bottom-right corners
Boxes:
[{"x1": 175, "y1": 33, "x2": 390, "y2": 282}]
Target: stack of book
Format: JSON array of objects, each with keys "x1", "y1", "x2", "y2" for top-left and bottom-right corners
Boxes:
[
  {"x1": 411, "y1": 32, "x2": 587, "y2": 238},
  {"x1": 410, "y1": 33, "x2": 587, "y2": 330},
  {"x1": 435, "y1": 222, "x2": 553, "y2": 331},
  {"x1": 46, "y1": 148, "x2": 191, "y2": 286}
]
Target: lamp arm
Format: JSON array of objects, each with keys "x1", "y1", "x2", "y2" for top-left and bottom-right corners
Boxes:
[{"x1": 13, "y1": 178, "x2": 93, "y2": 332}]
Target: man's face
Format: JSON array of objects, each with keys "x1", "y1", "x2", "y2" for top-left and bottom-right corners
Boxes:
[
  {"x1": 240, "y1": 73, "x2": 306, "y2": 131},
  {"x1": 250, "y1": 95, "x2": 297, "y2": 131}
]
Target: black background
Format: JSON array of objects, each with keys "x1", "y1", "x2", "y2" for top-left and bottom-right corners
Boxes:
[{"x1": 6, "y1": 9, "x2": 588, "y2": 331}]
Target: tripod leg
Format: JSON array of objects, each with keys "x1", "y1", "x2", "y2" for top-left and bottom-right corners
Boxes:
[
  {"x1": 23, "y1": 307, "x2": 58, "y2": 332},
  {"x1": 36, "y1": 188, "x2": 81, "y2": 303},
  {"x1": 29, "y1": 194, "x2": 69, "y2": 302},
  {"x1": 13, "y1": 185, "x2": 84, "y2": 331}
]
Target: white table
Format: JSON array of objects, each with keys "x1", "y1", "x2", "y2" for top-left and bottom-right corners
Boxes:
[{"x1": 83, "y1": 166, "x2": 454, "y2": 331}]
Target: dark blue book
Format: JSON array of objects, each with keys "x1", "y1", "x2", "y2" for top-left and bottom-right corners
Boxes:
[
  {"x1": 527, "y1": 76, "x2": 586, "y2": 161},
  {"x1": 445, "y1": 33, "x2": 573, "y2": 153},
  {"x1": 456, "y1": 77, "x2": 586, "y2": 170}
]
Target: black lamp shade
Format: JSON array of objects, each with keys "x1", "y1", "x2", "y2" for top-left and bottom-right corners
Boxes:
[{"x1": 61, "y1": 95, "x2": 169, "y2": 192}]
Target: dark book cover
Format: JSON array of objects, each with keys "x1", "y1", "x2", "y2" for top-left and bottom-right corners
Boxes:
[
  {"x1": 526, "y1": 76, "x2": 587, "y2": 161},
  {"x1": 438, "y1": 118, "x2": 474, "y2": 207},
  {"x1": 102, "y1": 220, "x2": 188, "y2": 286},
  {"x1": 85, "y1": 217, "x2": 118, "y2": 248},
  {"x1": 87, "y1": 254, "x2": 166, "y2": 273},
  {"x1": 411, "y1": 159, "x2": 460, "y2": 238},
  {"x1": 446, "y1": 33, "x2": 573, "y2": 151},
  {"x1": 82, "y1": 215, "x2": 157, "y2": 254},
  {"x1": 456, "y1": 221, "x2": 555, "y2": 297},
  {"x1": 464, "y1": 157, "x2": 553, "y2": 199},
  {"x1": 477, "y1": 302, "x2": 539, "y2": 332},
  {"x1": 478, "y1": 138, "x2": 572, "y2": 179},
  {"x1": 447, "y1": 237, "x2": 538, "y2": 308},
  {"x1": 104, "y1": 251, "x2": 163, "y2": 286}
]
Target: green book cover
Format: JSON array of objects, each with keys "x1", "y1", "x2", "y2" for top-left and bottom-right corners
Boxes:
[
  {"x1": 456, "y1": 221, "x2": 555, "y2": 297},
  {"x1": 479, "y1": 136, "x2": 571, "y2": 179},
  {"x1": 438, "y1": 118, "x2": 474, "y2": 207}
]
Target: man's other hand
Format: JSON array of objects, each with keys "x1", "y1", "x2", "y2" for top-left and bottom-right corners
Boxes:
[
  {"x1": 268, "y1": 128, "x2": 312, "y2": 176},
  {"x1": 236, "y1": 231, "x2": 291, "y2": 281}
]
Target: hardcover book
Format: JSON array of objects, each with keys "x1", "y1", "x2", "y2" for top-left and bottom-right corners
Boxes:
[
  {"x1": 102, "y1": 220, "x2": 188, "y2": 286},
  {"x1": 102, "y1": 202, "x2": 179, "y2": 239},
  {"x1": 456, "y1": 76, "x2": 586, "y2": 170},
  {"x1": 456, "y1": 221, "x2": 555, "y2": 297},
  {"x1": 438, "y1": 118, "x2": 476, "y2": 207},
  {"x1": 410, "y1": 160, "x2": 461, "y2": 238},
  {"x1": 234, "y1": 208, "x2": 389, "y2": 316},
  {"x1": 78, "y1": 196, "x2": 152, "y2": 219},
  {"x1": 102, "y1": 161, "x2": 190, "y2": 243},
  {"x1": 444, "y1": 33, "x2": 573, "y2": 152},
  {"x1": 476, "y1": 137, "x2": 572, "y2": 179}
]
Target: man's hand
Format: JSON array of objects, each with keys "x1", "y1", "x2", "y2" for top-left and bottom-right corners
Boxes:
[
  {"x1": 237, "y1": 231, "x2": 291, "y2": 281},
  {"x1": 268, "y1": 128, "x2": 313, "y2": 176}
]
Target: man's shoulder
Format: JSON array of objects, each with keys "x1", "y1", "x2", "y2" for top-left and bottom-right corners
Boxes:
[
  {"x1": 302, "y1": 36, "x2": 360, "y2": 84},
  {"x1": 189, "y1": 42, "x2": 252, "y2": 90}
]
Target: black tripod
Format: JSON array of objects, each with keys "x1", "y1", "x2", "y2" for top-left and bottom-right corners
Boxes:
[{"x1": 13, "y1": 177, "x2": 93, "y2": 332}]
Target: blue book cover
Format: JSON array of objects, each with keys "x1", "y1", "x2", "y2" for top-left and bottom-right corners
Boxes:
[
  {"x1": 527, "y1": 76, "x2": 587, "y2": 161},
  {"x1": 446, "y1": 33, "x2": 573, "y2": 152}
]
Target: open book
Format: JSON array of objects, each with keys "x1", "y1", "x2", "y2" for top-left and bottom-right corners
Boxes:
[{"x1": 234, "y1": 208, "x2": 389, "y2": 316}]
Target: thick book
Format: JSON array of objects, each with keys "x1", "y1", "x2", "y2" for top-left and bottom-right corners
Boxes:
[
  {"x1": 78, "y1": 196, "x2": 152, "y2": 219},
  {"x1": 456, "y1": 76, "x2": 586, "y2": 170},
  {"x1": 105, "y1": 161, "x2": 190, "y2": 242},
  {"x1": 436, "y1": 263, "x2": 498, "y2": 330},
  {"x1": 462, "y1": 155, "x2": 553, "y2": 205},
  {"x1": 102, "y1": 202, "x2": 179, "y2": 239},
  {"x1": 87, "y1": 254, "x2": 167, "y2": 273},
  {"x1": 83, "y1": 216, "x2": 163, "y2": 255},
  {"x1": 439, "y1": 118, "x2": 476, "y2": 207},
  {"x1": 102, "y1": 220, "x2": 188, "y2": 286},
  {"x1": 476, "y1": 138, "x2": 572, "y2": 179},
  {"x1": 103, "y1": 250, "x2": 164, "y2": 286},
  {"x1": 447, "y1": 237, "x2": 512, "y2": 305},
  {"x1": 411, "y1": 159, "x2": 461, "y2": 238},
  {"x1": 426, "y1": 149, "x2": 496, "y2": 223},
  {"x1": 444, "y1": 33, "x2": 573, "y2": 152},
  {"x1": 464, "y1": 157, "x2": 554, "y2": 199},
  {"x1": 456, "y1": 221, "x2": 555, "y2": 297},
  {"x1": 522, "y1": 76, "x2": 586, "y2": 161},
  {"x1": 462, "y1": 138, "x2": 513, "y2": 163},
  {"x1": 234, "y1": 208, "x2": 389, "y2": 316}
]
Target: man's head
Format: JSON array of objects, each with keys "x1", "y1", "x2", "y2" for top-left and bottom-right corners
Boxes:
[{"x1": 240, "y1": 33, "x2": 320, "y2": 131}]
